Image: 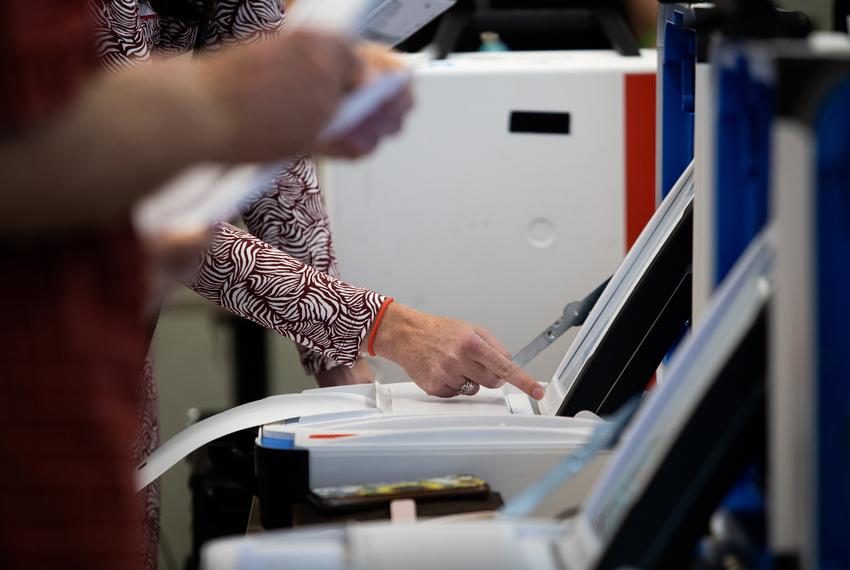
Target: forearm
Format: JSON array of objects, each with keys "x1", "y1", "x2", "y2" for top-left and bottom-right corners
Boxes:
[
  {"x1": 187, "y1": 222, "x2": 386, "y2": 366},
  {"x1": 0, "y1": 59, "x2": 225, "y2": 235},
  {"x1": 241, "y1": 154, "x2": 343, "y2": 373},
  {"x1": 1, "y1": 28, "x2": 361, "y2": 236}
]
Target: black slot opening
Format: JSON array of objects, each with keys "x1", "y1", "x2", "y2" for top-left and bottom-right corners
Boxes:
[{"x1": 509, "y1": 111, "x2": 571, "y2": 135}]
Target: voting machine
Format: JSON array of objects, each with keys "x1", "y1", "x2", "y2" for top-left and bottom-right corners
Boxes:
[
  {"x1": 140, "y1": 163, "x2": 696, "y2": 528},
  {"x1": 199, "y1": 204, "x2": 775, "y2": 570},
  {"x1": 253, "y1": 162, "x2": 692, "y2": 527}
]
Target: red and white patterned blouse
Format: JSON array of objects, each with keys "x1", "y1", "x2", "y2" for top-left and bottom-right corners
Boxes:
[
  {"x1": 1, "y1": 4, "x2": 146, "y2": 569},
  {"x1": 91, "y1": 1, "x2": 386, "y2": 567}
]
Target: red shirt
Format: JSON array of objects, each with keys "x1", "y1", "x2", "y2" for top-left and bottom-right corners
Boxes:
[
  {"x1": 0, "y1": 2, "x2": 147, "y2": 568},
  {"x1": 0, "y1": 0, "x2": 95, "y2": 131}
]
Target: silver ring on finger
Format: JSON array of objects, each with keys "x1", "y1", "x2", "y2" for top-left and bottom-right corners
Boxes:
[{"x1": 457, "y1": 378, "x2": 476, "y2": 395}]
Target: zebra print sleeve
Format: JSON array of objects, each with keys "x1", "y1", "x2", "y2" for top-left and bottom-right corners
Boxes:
[
  {"x1": 240, "y1": 156, "x2": 345, "y2": 375},
  {"x1": 189, "y1": 222, "x2": 386, "y2": 367},
  {"x1": 90, "y1": 0, "x2": 153, "y2": 71},
  {"x1": 242, "y1": 157, "x2": 339, "y2": 279},
  {"x1": 154, "y1": 0, "x2": 284, "y2": 54},
  {"x1": 202, "y1": 0, "x2": 284, "y2": 48}
]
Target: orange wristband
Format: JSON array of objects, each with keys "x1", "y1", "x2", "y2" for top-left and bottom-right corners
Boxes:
[{"x1": 367, "y1": 297, "x2": 395, "y2": 357}]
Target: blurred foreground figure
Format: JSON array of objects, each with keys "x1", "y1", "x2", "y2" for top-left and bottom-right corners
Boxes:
[{"x1": 0, "y1": 1, "x2": 363, "y2": 568}]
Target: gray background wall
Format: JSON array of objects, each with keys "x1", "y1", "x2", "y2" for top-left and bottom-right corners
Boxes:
[{"x1": 153, "y1": 288, "x2": 315, "y2": 569}]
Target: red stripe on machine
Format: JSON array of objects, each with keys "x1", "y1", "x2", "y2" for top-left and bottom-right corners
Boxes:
[
  {"x1": 624, "y1": 73, "x2": 657, "y2": 251},
  {"x1": 309, "y1": 434, "x2": 356, "y2": 439}
]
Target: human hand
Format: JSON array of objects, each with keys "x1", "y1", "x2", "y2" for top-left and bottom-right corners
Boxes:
[
  {"x1": 367, "y1": 302, "x2": 546, "y2": 400},
  {"x1": 312, "y1": 43, "x2": 414, "y2": 159},
  {"x1": 197, "y1": 29, "x2": 362, "y2": 162},
  {"x1": 315, "y1": 358, "x2": 375, "y2": 388}
]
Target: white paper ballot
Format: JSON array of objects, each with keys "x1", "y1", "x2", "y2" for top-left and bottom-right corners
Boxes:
[
  {"x1": 291, "y1": 0, "x2": 453, "y2": 139},
  {"x1": 289, "y1": 0, "x2": 456, "y2": 46},
  {"x1": 134, "y1": 161, "x2": 284, "y2": 241},
  {"x1": 358, "y1": 0, "x2": 457, "y2": 45},
  {"x1": 319, "y1": 70, "x2": 411, "y2": 140},
  {"x1": 138, "y1": 381, "x2": 544, "y2": 491},
  {"x1": 136, "y1": 393, "x2": 378, "y2": 491}
]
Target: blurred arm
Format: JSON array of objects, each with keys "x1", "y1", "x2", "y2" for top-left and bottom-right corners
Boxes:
[
  {"x1": 1, "y1": 29, "x2": 360, "y2": 235},
  {"x1": 0, "y1": 59, "x2": 222, "y2": 234}
]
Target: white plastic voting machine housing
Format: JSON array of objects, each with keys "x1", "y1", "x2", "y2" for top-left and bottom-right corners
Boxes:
[
  {"x1": 324, "y1": 48, "x2": 658, "y2": 384},
  {"x1": 139, "y1": 164, "x2": 696, "y2": 519},
  {"x1": 199, "y1": 195, "x2": 774, "y2": 570}
]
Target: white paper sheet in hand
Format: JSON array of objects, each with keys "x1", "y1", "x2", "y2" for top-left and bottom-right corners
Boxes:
[
  {"x1": 319, "y1": 71, "x2": 411, "y2": 140},
  {"x1": 288, "y1": 0, "x2": 441, "y2": 140},
  {"x1": 134, "y1": 71, "x2": 411, "y2": 239},
  {"x1": 288, "y1": 0, "x2": 456, "y2": 46},
  {"x1": 358, "y1": 0, "x2": 456, "y2": 45},
  {"x1": 133, "y1": 161, "x2": 283, "y2": 240}
]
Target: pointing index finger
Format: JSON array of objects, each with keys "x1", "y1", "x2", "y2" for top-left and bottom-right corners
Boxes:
[{"x1": 473, "y1": 336, "x2": 545, "y2": 400}]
